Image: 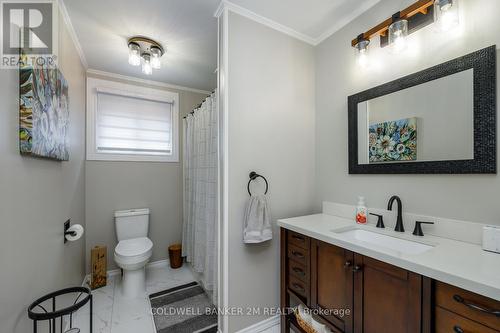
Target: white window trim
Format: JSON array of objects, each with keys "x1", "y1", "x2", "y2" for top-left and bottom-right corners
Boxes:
[{"x1": 86, "y1": 77, "x2": 180, "y2": 162}]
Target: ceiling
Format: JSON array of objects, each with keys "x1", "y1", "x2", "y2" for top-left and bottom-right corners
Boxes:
[
  {"x1": 226, "y1": 0, "x2": 381, "y2": 43},
  {"x1": 63, "y1": 0, "x2": 380, "y2": 91},
  {"x1": 63, "y1": 0, "x2": 219, "y2": 91}
]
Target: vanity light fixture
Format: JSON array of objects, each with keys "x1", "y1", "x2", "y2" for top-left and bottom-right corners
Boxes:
[
  {"x1": 388, "y1": 12, "x2": 409, "y2": 53},
  {"x1": 434, "y1": 0, "x2": 459, "y2": 32},
  {"x1": 350, "y1": 0, "x2": 459, "y2": 58},
  {"x1": 354, "y1": 34, "x2": 370, "y2": 66},
  {"x1": 127, "y1": 37, "x2": 165, "y2": 75}
]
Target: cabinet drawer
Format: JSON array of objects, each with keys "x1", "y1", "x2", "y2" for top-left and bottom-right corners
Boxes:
[
  {"x1": 288, "y1": 231, "x2": 310, "y2": 250},
  {"x1": 288, "y1": 259, "x2": 308, "y2": 282},
  {"x1": 289, "y1": 275, "x2": 308, "y2": 299},
  {"x1": 288, "y1": 244, "x2": 309, "y2": 266},
  {"x1": 435, "y1": 306, "x2": 499, "y2": 333},
  {"x1": 435, "y1": 282, "x2": 500, "y2": 330}
]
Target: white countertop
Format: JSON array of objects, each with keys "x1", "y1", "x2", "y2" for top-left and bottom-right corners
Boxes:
[{"x1": 278, "y1": 213, "x2": 500, "y2": 301}]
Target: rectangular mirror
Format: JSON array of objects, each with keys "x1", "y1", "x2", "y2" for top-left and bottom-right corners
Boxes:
[{"x1": 348, "y1": 46, "x2": 496, "y2": 174}]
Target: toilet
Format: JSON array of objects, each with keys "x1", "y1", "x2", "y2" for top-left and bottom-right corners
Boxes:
[{"x1": 114, "y1": 208, "x2": 153, "y2": 298}]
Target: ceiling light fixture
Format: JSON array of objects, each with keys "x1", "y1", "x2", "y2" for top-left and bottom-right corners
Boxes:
[
  {"x1": 150, "y1": 46, "x2": 162, "y2": 69},
  {"x1": 127, "y1": 37, "x2": 165, "y2": 75},
  {"x1": 128, "y1": 42, "x2": 141, "y2": 66},
  {"x1": 142, "y1": 53, "x2": 152, "y2": 75}
]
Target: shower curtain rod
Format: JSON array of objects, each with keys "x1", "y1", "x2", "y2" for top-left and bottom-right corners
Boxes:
[{"x1": 183, "y1": 90, "x2": 216, "y2": 119}]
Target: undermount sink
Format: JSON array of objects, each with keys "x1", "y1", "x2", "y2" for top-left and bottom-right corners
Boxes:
[{"x1": 332, "y1": 227, "x2": 433, "y2": 255}]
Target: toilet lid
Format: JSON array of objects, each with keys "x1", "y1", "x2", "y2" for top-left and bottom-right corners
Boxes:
[{"x1": 115, "y1": 237, "x2": 153, "y2": 257}]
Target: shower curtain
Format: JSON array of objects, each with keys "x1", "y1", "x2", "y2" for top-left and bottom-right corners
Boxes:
[{"x1": 182, "y1": 92, "x2": 218, "y2": 304}]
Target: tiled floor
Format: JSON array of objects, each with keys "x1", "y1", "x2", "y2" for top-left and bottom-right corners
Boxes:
[
  {"x1": 74, "y1": 263, "x2": 198, "y2": 333},
  {"x1": 73, "y1": 263, "x2": 280, "y2": 333}
]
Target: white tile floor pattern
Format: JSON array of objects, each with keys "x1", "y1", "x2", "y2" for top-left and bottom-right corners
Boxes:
[
  {"x1": 74, "y1": 264, "x2": 197, "y2": 333},
  {"x1": 73, "y1": 263, "x2": 280, "y2": 333}
]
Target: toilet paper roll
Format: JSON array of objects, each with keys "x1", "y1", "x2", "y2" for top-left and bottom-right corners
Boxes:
[{"x1": 65, "y1": 224, "x2": 84, "y2": 242}]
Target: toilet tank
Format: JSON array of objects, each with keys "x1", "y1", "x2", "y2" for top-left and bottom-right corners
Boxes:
[{"x1": 115, "y1": 208, "x2": 150, "y2": 241}]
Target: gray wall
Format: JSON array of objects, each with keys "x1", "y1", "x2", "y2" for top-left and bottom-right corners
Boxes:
[
  {"x1": 0, "y1": 10, "x2": 86, "y2": 333},
  {"x1": 227, "y1": 12, "x2": 317, "y2": 332},
  {"x1": 85, "y1": 73, "x2": 208, "y2": 271},
  {"x1": 316, "y1": 0, "x2": 500, "y2": 224}
]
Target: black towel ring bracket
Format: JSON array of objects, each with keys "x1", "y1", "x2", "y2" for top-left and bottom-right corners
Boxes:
[{"x1": 247, "y1": 171, "x2": 269, "y2": 196}]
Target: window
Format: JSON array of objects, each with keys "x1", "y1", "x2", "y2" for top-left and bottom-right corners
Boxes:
[{"x1": 87, "y1": 78, "x2": 179, "y2": 162}]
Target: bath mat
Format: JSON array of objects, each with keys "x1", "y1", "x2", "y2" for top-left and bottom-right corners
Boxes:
[{"x1": 149, "y1": 282, "x2": 218, "y2": 333}]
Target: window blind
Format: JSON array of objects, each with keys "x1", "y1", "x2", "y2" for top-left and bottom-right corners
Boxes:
[{"x1": 96, "y1": 92, "x2": 173, "y2": 155}]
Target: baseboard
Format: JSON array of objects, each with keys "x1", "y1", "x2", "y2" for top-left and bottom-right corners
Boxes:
[
  {"x1": 235, "y1": 315, "x2": 280, "y2": 333},
  {"x1": 83, "y1": 259, "x2": 170, "y2": 285}
]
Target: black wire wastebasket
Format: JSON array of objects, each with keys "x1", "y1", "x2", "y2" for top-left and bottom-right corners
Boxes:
[{"x1": 28, "y1": 286, "x2": 92, "y2": 333}]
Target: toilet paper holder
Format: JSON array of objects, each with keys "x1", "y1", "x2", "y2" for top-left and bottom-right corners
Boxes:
[
  {"x1": 64, "y1": 220, "x2": 73, "y2": 243},
  {"x1": 64, "y1": 220, "x2": 84, "y2": 243}
]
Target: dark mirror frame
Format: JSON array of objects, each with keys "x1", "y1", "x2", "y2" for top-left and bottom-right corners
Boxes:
[{"x1": 348, "y1": 45, "x2": 497, "y2": 174}]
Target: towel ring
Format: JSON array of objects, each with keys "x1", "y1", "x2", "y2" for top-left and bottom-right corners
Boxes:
[{"x1": 247, "y1": 171, "x2": 269, "y2": 196}]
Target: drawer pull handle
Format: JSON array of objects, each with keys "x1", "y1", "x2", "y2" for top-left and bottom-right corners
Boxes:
[
  {"x1": 292, "y1": 235, "x2": 305, "y2": 241},
  {"x1": 292, "y1": 267, "x2": 305, "y2": 276},
  {"x1": 453, "y1": 294, "x2": 500, "y2": 317},
  {"x1": 352, "y1": 265, "x2": 363, "y2": 273},
  {"x1": 292, "y1": 283, "x2": 305, "y2": 293},
  {"x1": 344, "y1": 261, "x2": 352, "y2": 268},
  {"x1": 453, "y1": 325, "x2": 464, "y2": 333},
  {"x1": 292, "y1": 251, "x2": 304, "y2": 259}
]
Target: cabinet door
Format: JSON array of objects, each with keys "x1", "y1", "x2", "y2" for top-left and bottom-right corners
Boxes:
[
  {"x1": 311, "y1": 239, "x2": 354, "y2": 333},
  {"x1": 353, "y1": 254, "x2": 424, "y2": 333}
]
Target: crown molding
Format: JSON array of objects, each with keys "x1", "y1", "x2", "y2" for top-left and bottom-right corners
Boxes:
[
  {"x1": 315, "y1": 0, "x2": 381, "y2": 44},
  {"x1": 86, "y1": 69, "x2": 212, "y2": 95},
  {"x1": 214, "y1": 0, "x2": 316, "y2": 45},
  {"x1": 214, "y1": 0, "x2": 381, "y2": 46},
  {"x1": 214, "y1": 0, "x2": 226, "y2": 18},
  {"x1": 57, "y1": 0, "x2": 88, "y2": 68}
]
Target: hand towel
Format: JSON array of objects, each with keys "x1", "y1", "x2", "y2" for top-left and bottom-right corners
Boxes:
[{"x1": 243, "y1": 195, "x2": 272, "y2": 243}]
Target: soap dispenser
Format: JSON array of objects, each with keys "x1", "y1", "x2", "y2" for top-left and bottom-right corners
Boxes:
[{"x1": 356, "y1": 196, "x2": 367, "y2": 224}]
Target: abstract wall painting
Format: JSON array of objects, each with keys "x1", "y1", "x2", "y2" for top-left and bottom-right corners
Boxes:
[
  {"x1": 19, "y1": 54, "x2": 69, "y2": 161},
  {"x1": 369, "y1": 117, "x2": 417, "y2": 163}
]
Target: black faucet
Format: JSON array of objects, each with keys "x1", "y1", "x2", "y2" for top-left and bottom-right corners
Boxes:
[{"x1": 387, "y1": 195, "x2": 404, "y2": 232}]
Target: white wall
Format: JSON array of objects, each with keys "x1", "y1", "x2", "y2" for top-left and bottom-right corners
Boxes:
[
  {"x1": 0, "y1": 9, "x2": 86, "y2": 333},
  {"x1": 316, "y1": 0, "x2": 500, "y2": 224},
  {"x1": 226, "y1": 12, "x2": 317, "y2": 332},
  {"x1": 85, "y1": 73, "x2": 208, "y2": 271}
]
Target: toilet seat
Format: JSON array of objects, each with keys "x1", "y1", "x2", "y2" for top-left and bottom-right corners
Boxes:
[{"x1": 114, "y1": 237, "x2": 153, "y2": 266}]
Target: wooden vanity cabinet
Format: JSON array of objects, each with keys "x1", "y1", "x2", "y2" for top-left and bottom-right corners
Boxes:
[
  {"x1": 310, "y1": 239, "x2": 354, "y2": 332},
  {"x1": 281, "y1": 228, "x2": 500, "y2": 333},
  {"x1": 352, "y1": 254, "x2": 428, "y2": 333},
  {"x1": 281, "y1": 228, "x2": 429, "y2": 333},
  {"x1": 434, "y1": 281, "x2": 500, "y2": 332}
]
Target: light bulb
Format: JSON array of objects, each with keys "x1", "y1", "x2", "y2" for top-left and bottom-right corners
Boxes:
[
  {"x1": 388, "y1": 19, "x2": 408, "y2": 53},
  {"x1": 435, "y1": 0, "x2": 459, "y2": 32},
  {"x1": 354, "y1": 35, "x2": 370, "y2": 68},
  {"x1": 393, "y1": 35, "x2": 407, "y2": 53},
  {"x1": 150, "y1": 46, "x2": 162, "y2": 69},
  {"x1": 128, "y1": 42, "x2": 141, "y2": 66},
  {"x1": 358, "y1": 51, "x2": 369, "y2": 67},
  {"x1": 142, "y1": 54, "x2": 152, "y2": 75}
]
